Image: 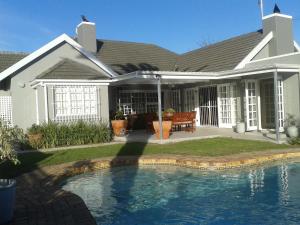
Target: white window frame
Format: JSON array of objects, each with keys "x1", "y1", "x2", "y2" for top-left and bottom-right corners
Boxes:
[
  {"x1": 244, "y1": 80, "x2": 260, "y2": 131},
  {"x1": 53, "y1": 85, "x2": 100, "y2": 122},
  {"x1": 117, "y1": 90, "x2": 163, "y2": 115},
  {"x1": 217, "y1": 83, "x2": 238, "y2": 128}
]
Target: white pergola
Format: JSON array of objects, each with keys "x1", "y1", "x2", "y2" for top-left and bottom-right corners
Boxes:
[{"x1": 112, "y1": 64, "x2": 300, "y2": 143}]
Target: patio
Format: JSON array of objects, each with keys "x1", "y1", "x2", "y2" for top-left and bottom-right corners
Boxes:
[{"x1": 114, "y1": 127, "x2": 288, "y2": 144}]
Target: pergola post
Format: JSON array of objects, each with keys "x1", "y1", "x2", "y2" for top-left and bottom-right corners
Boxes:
[
  {"x1": 156, "y1": 75, "x2": 163, "y2": 142},
  {"x1": 273, "y1": 70, "x2": 280, "y2": 143}
]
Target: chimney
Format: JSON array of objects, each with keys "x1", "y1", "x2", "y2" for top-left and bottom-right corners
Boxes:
[
  {"x1": 76, "y1": 19, "x2": 97, "y2": 53},
  {"x1": 262, "y1": 4, "x2": 294, "y2": 56}
]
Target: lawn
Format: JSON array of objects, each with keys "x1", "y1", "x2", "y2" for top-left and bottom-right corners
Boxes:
[{"x1": 0, "y1": 137, "x2": 296, "y2": 178}]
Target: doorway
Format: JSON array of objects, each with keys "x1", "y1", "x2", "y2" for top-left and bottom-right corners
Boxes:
[{"x1": 199, "y1": 86, "x2": 218, "y2": 126}]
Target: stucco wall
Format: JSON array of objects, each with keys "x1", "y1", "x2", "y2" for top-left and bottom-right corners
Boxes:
[
  {"x1": 9, "y1": 42, "x2": 110, "y2": 129},
  {"x1": 283, "y1": 73, "x2": 300, "y2": 121}
]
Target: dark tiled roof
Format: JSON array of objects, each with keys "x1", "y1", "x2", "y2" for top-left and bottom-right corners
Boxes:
[
  {"x1": 0, "y1": 52, "x2": 27, "y2": 73},
  {"x1": 96, "y1": 40, "x2": 178, "y2": 74},
  {"x1": 177, "y1": 30, "x2": 263, "y2": 72},
  {"x1": 0, "y1": 30, "x2": 264, "y2": 79},
  {"x1": 96, "y1": 30, "x2": 263, "y2": 74},
  {"x1": 37, "y1": 59, "x2": 109, "y2": 80}
]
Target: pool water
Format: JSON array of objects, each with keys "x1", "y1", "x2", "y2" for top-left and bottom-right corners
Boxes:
[{"x1": 62, "y1": 161, "x2": 300, "y2": 225}]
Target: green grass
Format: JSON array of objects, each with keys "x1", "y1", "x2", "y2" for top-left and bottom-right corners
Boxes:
[{"x1": 0, "y1": 137, "x2": 296, "y2": 178}]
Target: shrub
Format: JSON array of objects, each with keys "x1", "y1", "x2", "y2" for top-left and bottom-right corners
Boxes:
[
  {"x1": 288, "y1": 137, "x2": 300, "y2": 145},
  {"x1": 113, "y1": 110, "x2": 125, "y2": 120},
  {"x1": 27, "y1": 120, "x2": 112, "y2": 149},
  {"x1": 0, "y1": 120, "x2": 26, "y2": 164}
]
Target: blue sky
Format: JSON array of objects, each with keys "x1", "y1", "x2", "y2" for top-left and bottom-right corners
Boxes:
[{"x1": 0, "y1": 0, "x2": 299, "y2": 54}]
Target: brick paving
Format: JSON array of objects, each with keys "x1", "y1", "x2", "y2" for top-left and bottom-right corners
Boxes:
[
  {"x1": 9, "y1": 149, "x2": 300, "y2": 225},
  {"x1": 10, "y1": 169, "x2": 96, "y2": 225}
]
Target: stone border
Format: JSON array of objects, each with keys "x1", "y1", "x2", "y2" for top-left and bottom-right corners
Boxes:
[{"x1": 40, "y1": 149, "x2": 300, "y2": 183}]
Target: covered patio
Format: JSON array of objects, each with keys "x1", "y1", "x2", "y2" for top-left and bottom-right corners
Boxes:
[
  {"x1": 114, "y1": 127, "x2": 287, "y2": 144},
  {"x1": 111, "y1": 64, "x2": 300, "y2": 144}
]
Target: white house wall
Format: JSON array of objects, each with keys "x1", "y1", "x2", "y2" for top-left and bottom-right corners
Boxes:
[
  {"x1": 10, "y1": 42, "x2": 110, "y2": 129},
  {"x1": 283, "y1": 73, "x2": 300, "y2": 121}
]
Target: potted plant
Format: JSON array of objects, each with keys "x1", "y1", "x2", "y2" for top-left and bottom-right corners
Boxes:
[
  {"x1": 236, "y1": 118, "x2": 245, "y2": 134},
  {"x1": 153, "y1": 120, "x2": 173, "y2": 139},
  {"x1": 111, "y1": 110, "x2": 128, "y2": 136},
  {"x1": 0, "y1": 121, "x2": 21, "y2": 224},
  {"x1": 163, "y1": 108, "x2": 175, "y2": 118},
  {"x1": 27, "y1": 124, "x2": 43, "y2": 149},
  {"x1": 285, "y1": 114, "x2": 298, "y2": 138}
]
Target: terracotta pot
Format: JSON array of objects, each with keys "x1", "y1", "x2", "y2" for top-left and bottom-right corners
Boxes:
[
  {"x1": 153, "y1": 121, "x2": 172, "y2": 139},
  {"x1": 111, "y1": 120, "x2": 128, "y2": 136},
  {"x1": 27, "y1": 133, "x2": 43, "y2": 149}
]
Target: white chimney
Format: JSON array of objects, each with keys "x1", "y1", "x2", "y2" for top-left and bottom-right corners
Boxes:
[
  {"x1": 262, "y1": 5, "x2": 294, "y2": 56},
  {"x1": 76, "y1": 21, "x2": 97, "y2": 53}
]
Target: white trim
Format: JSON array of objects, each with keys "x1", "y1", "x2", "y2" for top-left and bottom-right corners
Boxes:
[
  {"x1": 35, "y1": 89, "x2": 40, "y2": 125},
  {"x1": 30, "y1": 79, "x2": 112, "y2": 88},
  {"x1": 235, "y1": 32, "x2": 274, "y2": 69},
  {"x1": 0, "y1": 34, "x2": 117, "y2": 82},
  {"x1": 40, "y1": 82, "x2": 109, "y2": 87},
  {"x1": 294, "y1": 41, "x2": 300, "y2": 52},
  {"x1": 76, "y1": 21, "x2": 96, "y2": 29},
  {"x1": 262, "y1": 13, "x2": 292, "y2": 20},
  {"x1": 247, "y1": 52, "x2": 300, "y2": 64},
  {"x1": 257, "y1": 80, "x2": 262, "y2": 130},
  {"x1": 43, "y1": 84, "x2": 49, "y2": 123}
]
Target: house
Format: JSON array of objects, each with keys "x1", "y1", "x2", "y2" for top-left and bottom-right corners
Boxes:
[{"x1": 0, "y1": 6, "x2": 300, "y2": 142}]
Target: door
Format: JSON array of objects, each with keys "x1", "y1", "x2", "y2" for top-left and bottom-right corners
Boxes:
[
  {"x1": 199, "y1": 86, "x2": 218, "y2": 126},
  {"x1": 245, "y1": 80, "x2": 259, "y2": 131},
  {"x1": 217, "y1": 83, "x2": 237, "y2": 128},
  {"x1": 184, "y1": 88, "x2": 200, "y2": 126}
]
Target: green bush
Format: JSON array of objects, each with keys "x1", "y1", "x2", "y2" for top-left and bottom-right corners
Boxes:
[
  {"x1": 27, "y1": 120, "x2": 112, "y2": 149},
  {"x1": 288, "y1": 137, "x2": 300, "y2": 145},
  {"x1": 0, "y1": 120, "x2": 27, "y2": 164}
]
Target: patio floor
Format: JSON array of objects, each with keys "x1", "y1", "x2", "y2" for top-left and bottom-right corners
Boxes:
[{"x1": 114, "y1": 127, "x2": 287, "y2": 144}]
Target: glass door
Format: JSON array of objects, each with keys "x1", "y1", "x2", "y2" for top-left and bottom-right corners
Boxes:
[
  {"x1": 217, "y1": 83, "x2": 237, "y2": 128},
  {"x1": 245, "y1": 80, "x2": 259, "y2": 131}
]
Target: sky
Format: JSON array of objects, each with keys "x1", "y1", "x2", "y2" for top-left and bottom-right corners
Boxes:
[{"x1": 0, "y1": 0, "x2": 299, "y2": 54}]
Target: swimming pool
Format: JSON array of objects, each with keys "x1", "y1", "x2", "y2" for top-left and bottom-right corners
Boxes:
[{"x1": 62, "y1": 161, "x2": 300, "y2": 225}]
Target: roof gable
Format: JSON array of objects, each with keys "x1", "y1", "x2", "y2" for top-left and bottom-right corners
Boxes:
[
  {"x1": 37, "y1": 59, "x2": 110, "y2": 80},
  {"x1": 0, "y1": 34, "x2": 117, "y2": 82}
]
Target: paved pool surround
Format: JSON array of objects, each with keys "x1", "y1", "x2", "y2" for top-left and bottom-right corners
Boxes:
[{"x1": 11, "y1": 149, "x2": 300, "y2": 225}]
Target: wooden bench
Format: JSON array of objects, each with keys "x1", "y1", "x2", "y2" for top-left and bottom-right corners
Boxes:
[{"x1": 172, "y1": 111, "x2": 196, "y2": 132}]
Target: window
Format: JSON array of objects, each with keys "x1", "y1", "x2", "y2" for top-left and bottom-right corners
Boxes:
[
  {"x1": 53, "y1": 85, "x2": 99, "y2": 122},
  {"x1": 117, "y1": 90, "x2": 164, "y2": 115},
  {"x1": 0, "y1": 96, "x2": 13, "y2": 126}
]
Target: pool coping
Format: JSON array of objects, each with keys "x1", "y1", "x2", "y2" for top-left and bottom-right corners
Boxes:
[{"x1": 12, "y1": 148, "x2": 300, "y2": 225}]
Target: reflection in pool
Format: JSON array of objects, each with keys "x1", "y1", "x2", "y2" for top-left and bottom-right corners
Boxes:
[{"x1": 62, "y1": 161, "x2": 300, "y2": 225}]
